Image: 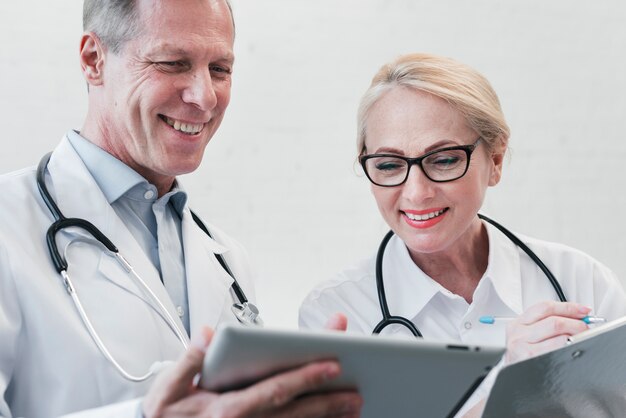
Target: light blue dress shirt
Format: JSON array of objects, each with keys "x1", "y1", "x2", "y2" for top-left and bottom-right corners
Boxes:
[{"x1": 67, "y1": 130, "x2": 191, "y2": 334}]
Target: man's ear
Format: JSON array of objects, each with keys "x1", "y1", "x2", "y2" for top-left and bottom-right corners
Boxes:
[{"x1": 79, "y1": 32, "x2": 106, "y2": 86}]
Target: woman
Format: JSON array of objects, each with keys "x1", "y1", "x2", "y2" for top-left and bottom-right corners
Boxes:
[{"x1": 299, "y1": 53, "x2": 626, "y2": 416}]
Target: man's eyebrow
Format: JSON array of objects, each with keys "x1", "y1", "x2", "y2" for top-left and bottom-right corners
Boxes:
[
  {"x1": 146, "y1": 44, "x2": 189, "y2": 56},
  {"x1": 220, "y1": 51, "x2": 235, "y2": 63},
  {"x1": 145, "y1": 44, "x2": 235, "y2": 62}
]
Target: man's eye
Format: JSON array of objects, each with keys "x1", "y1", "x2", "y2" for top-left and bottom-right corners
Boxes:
[
  {"x1": 156, "y1": 61, "x2": 189, "y2": 72},
  {"x1": 210, "y1": 65, "x2": 232, "y2": 75}
]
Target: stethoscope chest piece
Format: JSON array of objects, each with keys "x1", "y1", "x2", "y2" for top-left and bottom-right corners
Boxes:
[{"x1": 231, "y1": 302, "x2": 263, "y2": 326}]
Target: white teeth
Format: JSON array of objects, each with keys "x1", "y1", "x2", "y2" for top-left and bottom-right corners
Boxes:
[
  {"x1": 164, "y1": 116, "x2": 203, "y2": 134},
  {"x1": 405, "y1": 209, "x2": 445, "y2": 221}
]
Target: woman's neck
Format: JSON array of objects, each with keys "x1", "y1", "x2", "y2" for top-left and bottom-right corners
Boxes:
[{"x1": 408, "y1": 219, "x2": 489, "y2": 303}]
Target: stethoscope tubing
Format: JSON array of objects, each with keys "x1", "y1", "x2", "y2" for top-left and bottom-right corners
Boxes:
[
  {"x1": 36, "y1": 151, "x2": 260, "y2": 381},
  {"x1": 373, "y1": 230, "x2": 422, "y2": 337},
  {"x1": 477, "y1": 214, "x2": 567, "y2": 302},
  {"x1": 374, "y1": 213, "x2": 568, "y2": 337}
]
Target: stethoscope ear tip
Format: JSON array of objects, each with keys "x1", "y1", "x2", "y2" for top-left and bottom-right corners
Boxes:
[{"x1": 231, "y1": 302, "x2": 263, "y2": 327}]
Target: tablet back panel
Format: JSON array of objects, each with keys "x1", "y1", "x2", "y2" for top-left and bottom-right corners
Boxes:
[{"x1": 200, "y1": 326, "x2": 504, "y2": 418}]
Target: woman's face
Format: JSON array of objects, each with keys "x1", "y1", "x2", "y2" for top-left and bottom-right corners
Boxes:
[{"x1": 363, "y1": 86, "x2": 503, "y2": 257}]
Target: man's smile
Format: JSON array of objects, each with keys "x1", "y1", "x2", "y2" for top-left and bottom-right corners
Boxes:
[{"x1": 159, "y1": 114, "x2": 205, "y2": 135}]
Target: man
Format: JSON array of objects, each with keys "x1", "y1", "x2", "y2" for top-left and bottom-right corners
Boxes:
[{"x1": 0, "y1": 1, "x2": 362, "y2": 417}]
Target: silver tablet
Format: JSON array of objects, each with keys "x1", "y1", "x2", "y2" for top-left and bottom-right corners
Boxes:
[{"x1": 200, "y1": 325, "x2": 505, "y2": 418}]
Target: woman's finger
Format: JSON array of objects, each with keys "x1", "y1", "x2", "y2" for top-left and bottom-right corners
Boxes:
[{"x1": 517, "y1": 301, "x2": 590, "y2": 325}]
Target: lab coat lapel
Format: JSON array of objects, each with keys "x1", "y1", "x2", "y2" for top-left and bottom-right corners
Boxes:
[
  {"x1": 47, "y1": 137, "x2": 186, "y2": 335},
  {"x1": 182, "y1": 208, "x2": 234, "y2": 334}
]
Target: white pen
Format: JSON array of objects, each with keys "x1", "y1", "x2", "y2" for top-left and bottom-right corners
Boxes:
[{"x1": 478, "y1": 315, "x2": 607, "y2": 325}]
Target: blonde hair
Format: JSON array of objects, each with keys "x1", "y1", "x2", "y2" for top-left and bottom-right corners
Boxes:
[{"x1": 357, "y1": 53, "x2": 510, "y2": 155}]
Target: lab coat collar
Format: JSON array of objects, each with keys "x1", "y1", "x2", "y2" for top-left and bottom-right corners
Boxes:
[
  {"x1": 65, "y1": 130, "x2": 146, "y2": 205},
  {"x1": 48, "y1": 135, "x2": 111, "y2": 229},
  {"x1": 182, "y1": 207, "x2": 234, "y2": 333},
  {"x1": 47, "y1": 135, "x2": 190, "y2": 342},
  {"x1": 480, "y1": 220, "x2": 524, "y2": 316}
]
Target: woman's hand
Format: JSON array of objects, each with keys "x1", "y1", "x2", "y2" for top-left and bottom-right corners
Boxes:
[{"x1": 504, "y1": 301, "x2": 591, "y2": 365}]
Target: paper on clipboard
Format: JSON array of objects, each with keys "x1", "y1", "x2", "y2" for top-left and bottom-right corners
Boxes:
[{"x1": 483, "y1": 315, "x2": 626, "y2": 418}]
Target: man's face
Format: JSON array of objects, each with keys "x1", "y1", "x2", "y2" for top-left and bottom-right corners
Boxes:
[{"x1": 97, "y1": 0, "x2": 234, "y2": 190}]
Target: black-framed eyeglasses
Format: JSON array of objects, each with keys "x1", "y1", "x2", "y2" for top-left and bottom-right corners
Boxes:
[{"x1": 359, "y1": 137, "x2": 482, "y2": 187}]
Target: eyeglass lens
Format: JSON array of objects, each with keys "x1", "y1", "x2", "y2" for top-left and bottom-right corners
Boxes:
[{"x1": 364, "y1": 148, "x2": 469, "y2": 186}]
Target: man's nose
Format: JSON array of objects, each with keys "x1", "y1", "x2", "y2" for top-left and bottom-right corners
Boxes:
[{"x1": 182, "y1": 69, "x2": 218, "y2": 110}]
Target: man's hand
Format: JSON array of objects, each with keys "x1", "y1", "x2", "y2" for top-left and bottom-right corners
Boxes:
[
  {"x1": 505, "y1": 301, "x2": 591, "y2": 365},
  {"x1": 142, "y1": 326, "x2": 362, "y2": 418}
]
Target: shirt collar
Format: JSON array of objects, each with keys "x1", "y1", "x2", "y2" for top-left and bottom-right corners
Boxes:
[
  {"x1": 383, "y1": 235, "x2": 443, "y2": 320},
  {"x1": 481, "y1": 220, "x2": 524, "y2": 315},
  {"x1": 382, "y1": 219, "x2": 525, "y2": 321},
  {"x1": 66, "y1": 130, "x2": 147, "y2": 204},
  {"x1": 154, "y1": 179, "x2": 189, "y2": 218}
]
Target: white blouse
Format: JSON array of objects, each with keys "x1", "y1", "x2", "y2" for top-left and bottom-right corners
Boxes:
[{"x1": 299, "y1": 221, "x2": 626, "y2": 414}]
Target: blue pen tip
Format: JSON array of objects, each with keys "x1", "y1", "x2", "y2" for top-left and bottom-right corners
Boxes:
[{"x1": 479, "y1": 316, "x2": 495, "y2": 324}]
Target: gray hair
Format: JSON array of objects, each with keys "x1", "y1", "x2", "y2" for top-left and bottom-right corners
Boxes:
[
  {"x1": 83, "y1": 0, "x2": 235, "y2": 54},
  {"x1": 357, "y1": 53, "x2": 510, "y2": 155},
  {"x1": 83, "y1": 0, "x2": 140, "y2": 54}
]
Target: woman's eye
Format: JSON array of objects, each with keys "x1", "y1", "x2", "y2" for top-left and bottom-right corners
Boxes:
[
  {"x1": 433, "y1": 156, "x2": 460, "y2": 166},
  {"x1": 376, "y1": 161, "x2": 403, "y2": 171}
]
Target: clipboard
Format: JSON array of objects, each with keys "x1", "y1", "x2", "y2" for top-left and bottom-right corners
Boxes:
[
  {"x1": 199, "y1": 325, "x2": 505, "y2": 418},
  {"x1": 482, "y1": 316, "x2": 626, "y2": 418}
]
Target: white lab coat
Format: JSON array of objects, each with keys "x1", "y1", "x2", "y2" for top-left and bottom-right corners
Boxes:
[{"x1": 0, "y1": 136, "x2": 257, "y2": 418}]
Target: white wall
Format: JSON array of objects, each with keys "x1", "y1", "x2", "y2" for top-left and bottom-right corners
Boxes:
[{"x1": 2, "y1": 1, "x2": 626, "y2": 329}]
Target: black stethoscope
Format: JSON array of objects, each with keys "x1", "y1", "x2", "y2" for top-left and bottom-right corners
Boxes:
[
  {"x1": 373, "y1": 213, "x2": 567, "y2": 337},
  {"x1": 37, "y1": 152, "x2": 262, "y2": 381}
]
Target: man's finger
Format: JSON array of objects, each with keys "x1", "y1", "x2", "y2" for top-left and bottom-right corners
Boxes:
[
  {"x1": 270, "y1": 391, "x2": 363, "y2": 418},
  {"x1": 228, "y1": 361, "x2": 342, "y2": 415},
  {"x1": 142, "y1": 327, "x2": 215, "y2": 417},
  {"x1": 171, "y1": 327, "x2": 214, "y2": 387}
]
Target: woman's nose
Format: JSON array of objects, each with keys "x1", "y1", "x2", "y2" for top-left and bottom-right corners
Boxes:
[{"x1": 400, "y1": 164, "x2": 436, "y2": 201}]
